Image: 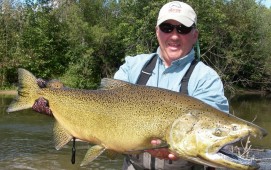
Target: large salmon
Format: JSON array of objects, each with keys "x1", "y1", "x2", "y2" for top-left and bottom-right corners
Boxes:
[{"x1": 7, "y1": 68, "x2": 267, "y2": 170}]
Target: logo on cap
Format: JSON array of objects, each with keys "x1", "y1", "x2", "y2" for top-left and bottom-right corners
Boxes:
[{"x1": 168, "y1": 3, "x2": 182, "y2": 14}]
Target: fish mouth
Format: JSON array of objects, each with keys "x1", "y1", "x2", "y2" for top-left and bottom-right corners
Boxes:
[
  {"x1": 209, "y1": 137, "x2": 260, "y2": 170},
  {"x1": 216, "y1": 146, "x2": 259, "y2": 169}
]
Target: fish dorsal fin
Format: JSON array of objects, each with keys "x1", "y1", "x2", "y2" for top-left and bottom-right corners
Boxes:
[
  {"x1": 53, "y1": 122, "x2": 73, "y2": 150},
  {"x1": 80, "y1": 145, "x2": 106, "y2": 166},
  {"x1": 99, "y1": 78, "x2": 130, "y2": 90}
]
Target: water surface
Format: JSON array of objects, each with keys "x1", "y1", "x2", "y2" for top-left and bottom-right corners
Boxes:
[
  {"x1": 0, "y1": 95, "x2": 123, "y2": 170},
  {"x1": 229, "y1": 93, "x2": 271, "y2": 148}
]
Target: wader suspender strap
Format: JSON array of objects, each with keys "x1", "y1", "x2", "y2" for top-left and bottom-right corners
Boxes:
[
  {"x1": 180, "y1": 59, "x2": 199, "y2": 94},
  {"x1": 136, "y1": 54, "x2": 158, "y2": 85}
]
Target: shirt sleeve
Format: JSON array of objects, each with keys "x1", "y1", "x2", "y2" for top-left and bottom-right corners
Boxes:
[
  {"x1": 189, "y1": 63, "x2": 229, "y2": 113},
  {"x1": 114, "y1": 54, "x2": 154, "y2": 83},
  {"x1": 114, "y1": 56, "x2": 132, "y2": 82}
]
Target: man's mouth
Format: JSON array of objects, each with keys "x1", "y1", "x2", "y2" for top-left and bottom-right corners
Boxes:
[{"x1": 168, "y1": 42, "x2": 180, "y2": 50}]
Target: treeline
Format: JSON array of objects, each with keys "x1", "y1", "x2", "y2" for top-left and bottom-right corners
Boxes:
[{"x1": 0, "y1": 0, "x2": 270, "y2": 92}]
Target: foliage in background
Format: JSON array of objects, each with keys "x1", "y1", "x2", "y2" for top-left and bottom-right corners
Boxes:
[{"x1": 0, "y1": 0, "x2": 270, "y2": 92}]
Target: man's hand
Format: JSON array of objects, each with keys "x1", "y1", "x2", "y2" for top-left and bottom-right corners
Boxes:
[
  {"x1": 32, "y1": 78, "x2": 53, "y2": 116},
  {"x1": 37, "y1": 78, "x2": 47, "y2": 88},
  {"x1": 146, "y1": 139, "x2": 178, "y2": 160},
  {"x1": 32, "y1": 97, "x2": 53, "y2": 116}
]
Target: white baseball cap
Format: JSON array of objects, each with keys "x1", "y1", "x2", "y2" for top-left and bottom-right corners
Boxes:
[{"x1": 157, "y1": 1, "x2": 197, "y2": 27}]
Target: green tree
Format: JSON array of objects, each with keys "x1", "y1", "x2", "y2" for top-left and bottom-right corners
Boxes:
[
  {"x1": 190, "y1": 0, "x2": 271, "y2": 92},
  {"x1": 20, "y1": 0, "x2": 70, "y2": 79},
  {"x1": 0, "y1": 0, "x2": 24, "y2": 88},
  {"x1": 57, "y1": 0, "x2": 125, "y2": 89},
  {"x1": 0, "y1": 0, "x2": 270, "y2": 92}
]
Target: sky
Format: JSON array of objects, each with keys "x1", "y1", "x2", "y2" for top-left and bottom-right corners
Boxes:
[
  {"x1": 16, "y1": 0, "x2": 271, "y2": 8},
  {"x1": 260, "y1": 0, "x2": 271, "y2": 7}
]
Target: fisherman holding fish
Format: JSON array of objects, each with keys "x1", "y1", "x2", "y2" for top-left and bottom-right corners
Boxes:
[
  {"x1": 113, "y1": 1, "x2": 229, "y2": 170},
  {"x1": 31, "y1": 1, "x2": 230, "y2": 170},
  {"x1": 7, "y1": 0, "x2": 268, "y2": 167}
]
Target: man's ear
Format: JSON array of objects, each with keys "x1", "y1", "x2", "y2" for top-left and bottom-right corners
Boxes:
[
  {"x1": 194, "y1": 29, "x2": 199, "y2": 37},
  {"x1": 192, "y1": 29, "x2": 199, "y2": 43},
  {"x1": 155, "y1": 26, "x2": 159, "y2": 36}
]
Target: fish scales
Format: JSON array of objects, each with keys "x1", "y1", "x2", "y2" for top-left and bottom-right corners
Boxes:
[{"x1": 39, "y1": 86, "x2": 189, "y2": 149}]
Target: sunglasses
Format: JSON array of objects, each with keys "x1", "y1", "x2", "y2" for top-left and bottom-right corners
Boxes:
[{"x1": 159, "y1": 23, "x2": 195, "y2": 35}]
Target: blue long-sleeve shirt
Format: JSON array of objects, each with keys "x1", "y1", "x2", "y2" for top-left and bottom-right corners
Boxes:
[{"x1": 114, "y1": 48, "x2": 229, "y2": 113}]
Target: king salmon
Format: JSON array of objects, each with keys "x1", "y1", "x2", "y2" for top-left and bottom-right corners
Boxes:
[{"x1": 7, "y1": 68, "x2": 267, "y2": 169}]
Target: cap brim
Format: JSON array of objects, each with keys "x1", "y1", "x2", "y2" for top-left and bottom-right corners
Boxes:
[{"x1": 157, "y1": 15, "x2": 194, "y2": 27}]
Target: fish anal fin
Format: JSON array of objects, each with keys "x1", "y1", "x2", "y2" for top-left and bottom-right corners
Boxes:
[
  {"x1": 99, "y1": 78, "x2": 130, "y2": 90},
  {"x1": 53, "y1": 122, "x2": 73, "y2": 150},
  {"x1": 80, "y1": 145, "x2": 105, "y2": 166}
]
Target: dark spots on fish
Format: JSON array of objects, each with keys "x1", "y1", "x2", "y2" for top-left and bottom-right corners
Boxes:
[
  {"x1": 232, "y1": 125, "x2": 238, "y2": 131},
  {"x1": 214, "y1": 128, "x2": 222, "y2": 136}
]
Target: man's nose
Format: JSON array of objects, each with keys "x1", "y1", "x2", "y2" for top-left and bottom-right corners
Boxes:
[{"x1": 170, "y1": 29, "x2": 180, "y2": 39}]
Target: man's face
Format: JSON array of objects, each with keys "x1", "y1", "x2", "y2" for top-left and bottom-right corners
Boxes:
[{"x1": 156, "y1": 20, "x2": 198, "y2": 67}]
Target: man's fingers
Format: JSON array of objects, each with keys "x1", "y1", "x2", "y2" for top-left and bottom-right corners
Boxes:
[
  {"x1": 37, "y1": 78, "x2": 47, "y2": 88},
  {"x1": 32, "y1": 97, "x2": 53, "y2": 116},
  {"x1": 149, "y1": 139, "x2": 179, "y2": 160},
  {"x1": 168, "y1": 153, "x2": 178, "y2": 161},
  {"x1": 151, "y1": 139, "x2": 162, "y2": 146}
]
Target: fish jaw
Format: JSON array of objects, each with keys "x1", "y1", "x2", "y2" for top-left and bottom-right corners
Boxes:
[{"x1": 167, "y1": 111, "x2": 267, "y2": 170}]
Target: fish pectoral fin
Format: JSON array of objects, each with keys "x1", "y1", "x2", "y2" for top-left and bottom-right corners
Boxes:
[
  {"x1": 80, "y1": 145, "x2": 106, "y2": 166},
  {"x1": 53, "y1": 122, "x2": 73, "y2": 150}
]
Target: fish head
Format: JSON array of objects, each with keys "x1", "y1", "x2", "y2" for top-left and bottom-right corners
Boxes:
[{"x1": 167, "y1": 110, "x2": 267, "y2": 170}]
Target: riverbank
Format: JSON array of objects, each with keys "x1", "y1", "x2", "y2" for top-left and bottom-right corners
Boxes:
[{"x1": 0, "y1": 90, "x2": 17, "y2": 95}]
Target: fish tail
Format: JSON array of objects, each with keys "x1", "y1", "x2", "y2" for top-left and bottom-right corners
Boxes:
[{"x1": 6, "y1": 68, "x2": 40, "y2": 112}]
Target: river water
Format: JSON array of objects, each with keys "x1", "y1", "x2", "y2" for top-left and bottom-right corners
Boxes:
[{"x1": 0, "y1": 93, "x2": 270, "y2": 169}]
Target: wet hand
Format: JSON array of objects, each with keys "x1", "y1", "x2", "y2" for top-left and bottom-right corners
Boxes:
[
  {"x1": 37, "y1": 78, "x2": 47, "y2": 88},
  {"x1": 32, "y1": 97, "x2": 53, "y2": 116},
  {"x1": 32, "y1": 78, "x2": 53, "y2": 116},
  {"x1": 146, "y1": 139, "x2": 178, "y2": 160}
]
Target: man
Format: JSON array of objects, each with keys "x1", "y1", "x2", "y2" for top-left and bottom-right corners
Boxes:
[{"x1": 113, "y1": 1, "x2": 229, "y2": 169}]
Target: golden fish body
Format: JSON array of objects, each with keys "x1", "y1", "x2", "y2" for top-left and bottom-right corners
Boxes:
[{"x1": 7, "y1": 68, "x2": 267, "y2": 170}]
